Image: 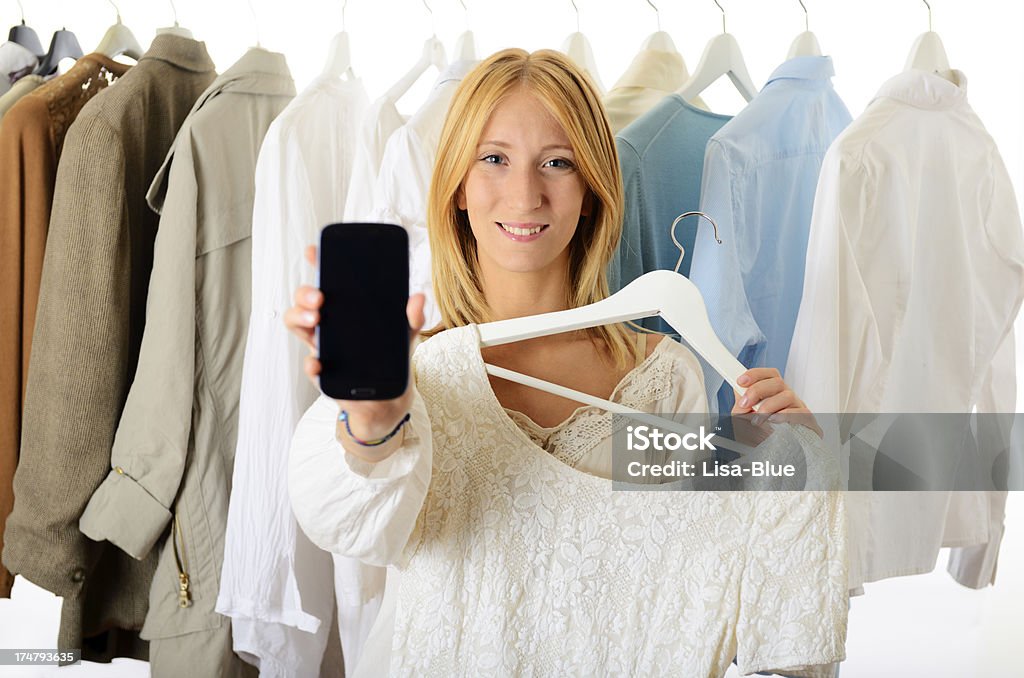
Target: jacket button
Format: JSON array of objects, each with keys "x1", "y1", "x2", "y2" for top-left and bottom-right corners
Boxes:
[{"x1": 71, "y1": 568, "x2": 85, "y2": 582}]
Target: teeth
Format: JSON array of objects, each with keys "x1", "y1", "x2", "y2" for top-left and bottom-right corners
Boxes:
[{"x1": 499, "y1": 223, "x2": 543, "y2": 236}]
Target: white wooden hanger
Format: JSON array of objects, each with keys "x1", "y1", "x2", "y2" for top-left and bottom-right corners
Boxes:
[
  {"x1": 453, "y1": 0, "x2": 477, "y2": 61},
  {"x1": 560, "y1": 0, "x2": 605, "y2": 92},
  {"x1": 677, "y1": 0, "x2": 757, "y2": 103},
  {"x1": 478, "y1": 212, "x2": 757, "y2": 455},
  {"x1": 95, "y1": 1, "x2": 142, "y2": 61},
  {"x1": 321, "y1": 0, "x2": 354, "y2": 79},
  {"x1": 905, "y1": 0, "x2": 953, "y2": 79},
  {"x1": 384, "y1": 0, "x2": 448, "y2": 104},
  {"x1": 156, "y1": 0, "x2": 193, "y2": 39},
  {"x1": 640, "y1": 0, "x2": 677, "y2": 54},
  {"x1": 787, "y1": 0, "x2": 822, "y2": 58}
]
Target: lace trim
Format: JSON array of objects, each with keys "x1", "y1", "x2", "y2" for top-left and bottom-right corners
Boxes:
[
  {"x1": 505, "y1": 338, "x2": 685, "y2": 468},
  {"x1": 41, "y1": 59, "x2": 124, "y2": 158}
]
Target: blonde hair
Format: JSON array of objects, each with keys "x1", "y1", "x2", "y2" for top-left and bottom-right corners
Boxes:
[{"x1": 424, "y1": 48, "x2": 640, "y2": 368}]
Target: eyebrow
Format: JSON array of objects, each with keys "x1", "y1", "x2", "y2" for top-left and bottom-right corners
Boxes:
[{"x1": 477, "y1": 141, "x2": 575, "y2": 154}]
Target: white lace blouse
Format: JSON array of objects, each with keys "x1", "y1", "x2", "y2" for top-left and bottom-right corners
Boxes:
[{"x1": 289, "y1": 326, "x2": 847, "y2": 677}]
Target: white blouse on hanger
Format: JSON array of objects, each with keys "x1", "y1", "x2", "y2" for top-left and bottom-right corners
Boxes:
[{"x1": 289, "y1": 327, "x2": 848, "y2": 677}]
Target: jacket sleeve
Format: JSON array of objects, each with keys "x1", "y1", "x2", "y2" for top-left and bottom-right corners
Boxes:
[
  {"x1": 2, "y1": 116, "x2": 131, "y2": 593},
  {"x1": 78, "y1": 135, "x2": 199, "y2": 561},
  {"x1": 288, "y1": 392, "x2": 432, "y2": 568}
]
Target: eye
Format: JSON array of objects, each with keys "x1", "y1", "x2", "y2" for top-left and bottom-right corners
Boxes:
[
  {"x1": 543, "y1": 157, "x2": 575, "y2": 170},
  {"x1": 480, "y1": 153, "x2": 505, "y2": 165}
]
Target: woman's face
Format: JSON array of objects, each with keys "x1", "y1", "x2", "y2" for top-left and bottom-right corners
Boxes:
[{"x1": 458, "y1": 87, "x2": 591, "y2": 279}]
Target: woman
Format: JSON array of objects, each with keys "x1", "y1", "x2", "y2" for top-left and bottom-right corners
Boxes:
[{"x1": 286, "y1": 49, "x2": 845, "y2": 676}]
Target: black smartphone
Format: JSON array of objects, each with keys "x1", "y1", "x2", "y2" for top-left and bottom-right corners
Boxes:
[{"x1": 317, "y1": 222, "x2": 409, "y2": 400}]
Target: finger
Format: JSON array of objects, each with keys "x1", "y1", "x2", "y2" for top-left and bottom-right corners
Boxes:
[
  {"x1": 736, "y1": 378, "x2": 786, "y2": 411},
  {"x1": 284, "y1": 307, "x2": 318, "y2": 350},
  {"x1": 303, "y1": 354, "x2": 322, "y2": 378},
  {"x1": 736, "y1": 367, "x2": 782, "y2": 387},
  {"x1": 305, "y1": 245, "x2": 317, "y2": 266},
  {"x1": 407, "y1": 293, "x2": 426, "y2": 335},
  {"x1": 751, "y1": 389, "x2": 800, "y2": 416},
  {"x1": 294, "y1": 285, "x2": 323, "y2": 310}
]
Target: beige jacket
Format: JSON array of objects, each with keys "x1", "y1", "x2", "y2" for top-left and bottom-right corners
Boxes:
[
  {"x1": 79, "y1": 48, "x2": 294, "y2": 674},
  {"x1": 3, "y1": 37, "x2": 215, "y2": 657}
]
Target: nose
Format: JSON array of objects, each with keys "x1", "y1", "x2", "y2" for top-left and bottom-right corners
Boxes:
[{"x1": 505, "y1": 165, "x2": 543, "y2": 213}]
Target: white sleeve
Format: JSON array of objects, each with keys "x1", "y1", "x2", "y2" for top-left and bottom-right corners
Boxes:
[{"x1": 289, "y1": 392, "x2": 433, "y2": 567}]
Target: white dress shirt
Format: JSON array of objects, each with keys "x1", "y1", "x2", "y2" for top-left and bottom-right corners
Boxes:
[
  {"x1": 368, "y1": 59, "x2": 477, "y2": 330},
  {"x1": 786, "y1": 69, "x2": 1024, "y2": 589},
  {"x1": 603, "y1": 47, "x2": 704, "y2": 134},
  {"x1": 0, "y1": 41, "x2": 37, "y2": 96},
  {"x1": 343, "y1": 94, "x2": 406, "y2": 221},
  {"x1": 216, "y1": 74, "x2": 368, "y2": 678}
]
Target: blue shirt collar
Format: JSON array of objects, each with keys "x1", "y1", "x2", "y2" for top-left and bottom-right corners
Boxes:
[{"x1": 764, "y1": 55, "x2": 835, "y2": 87}]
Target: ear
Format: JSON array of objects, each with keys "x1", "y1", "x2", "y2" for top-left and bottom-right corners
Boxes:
[
  {"x1": 456, "y1": 185, "x2": 467, "y2": 211},
  {"x1": 580, "y1": 190, "x2": 594, "y2": 218}
]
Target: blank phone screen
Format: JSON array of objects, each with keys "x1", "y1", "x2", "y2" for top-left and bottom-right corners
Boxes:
[{"x1": 318, "y1": 223, "x2": 409, "y2": 400}]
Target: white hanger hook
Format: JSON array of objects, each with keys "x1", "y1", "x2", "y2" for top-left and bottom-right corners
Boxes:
[
  {"x1": 798, "y1": 0, "x2": 808, "y2": 31},
  {"x1": 921, "y1": 0, "x2": 932, "y2": 31},
  {"x1": 645, "y1": 0, "x2": 661, "y2": 32},
  {"x1": 107, "y1": 0, "x2": 122, "y2": 23},
  {"x1": 247, "y1": 0, "x2": 261, "y2": 47},
  {"x1": 670, "y1": 212, "x2": 722, "y2": 274},
  {"x1": 570, "y1": 0, "x2": 580, "y2": 33},
  {"x1": 712, "y1": 0, "x2": 726, "y2": 34},
  {"x1": 422, "y1": 0, "x2": 437, "y2": 36},
  {"x1": 342, "y1": 0, "x2": 347, "y2": 31}
]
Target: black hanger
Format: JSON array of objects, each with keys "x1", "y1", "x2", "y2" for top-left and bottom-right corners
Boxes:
[
  {"x1": 8, "y1": 20, "x2": 44, "y2": 57},
  {"x1": 34, "y1": 28, "x2": 84, "y2": 77}
]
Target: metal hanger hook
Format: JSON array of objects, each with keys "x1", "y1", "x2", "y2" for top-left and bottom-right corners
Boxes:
[
  {"x1": 107, "y1": 0, "x2": 122, "y2": 23},
  {"x1": 798, "y1": 0, "x2": 808, "y2": 31},
  {"x1": 247, "y1": 0, "x2": 261, "y2": 47},
  {"x1": 422, "y1": 0, "x2": 437, "y2": 36},
  {"x1": 570, "y1": 0, "x2": 580, "y2": 33},
  {"x1": 712, "y1": 0, "x2": 726, "y2": 33},
  {"x1": 645, "y1": 0, "x2": 661, "y2": 32},
  {"x1": 169, "y1": 0, "x2": 180, "y2": 27},
  {"x1": 16, "y1": 0, "x2": 25, "y2": 23},
  {"x1": 922, "y1": 0, "x2": 932, "y2": 31},
  {"x1": 459, "y1": 0, "x2": 469, "y2": 29},
  {"x1": 670, "y1": 212, "x2": 722, "y2": 274},
  {"x1": 342, "y1": 0, "x2": 347, "y2": 31}
]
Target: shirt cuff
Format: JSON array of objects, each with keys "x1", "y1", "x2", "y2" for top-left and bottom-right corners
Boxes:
[{"x1": 79, "y1": 468, "x2": 172, "y2": 560}]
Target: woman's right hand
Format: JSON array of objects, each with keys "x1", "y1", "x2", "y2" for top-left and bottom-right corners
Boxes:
[{"x1": 285, "y1": 245, "x2": 425, "y2": 461}]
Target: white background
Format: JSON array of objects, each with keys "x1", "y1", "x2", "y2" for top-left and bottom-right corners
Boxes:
[{"x1": 1, "y1": 0, "x2": 1022, "y2": 676}]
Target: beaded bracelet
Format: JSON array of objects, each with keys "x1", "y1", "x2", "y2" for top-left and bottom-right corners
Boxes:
[{"x1": 338, "y1": 409, "x2": 411, "y2": 447}]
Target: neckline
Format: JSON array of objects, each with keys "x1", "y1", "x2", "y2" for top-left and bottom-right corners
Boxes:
[
  {"x1": 463, "y1": 325, "x2": 657, "y2": 486},
  {"x1": 502, "y1": 334, "x2": 672, "y2": 435}
]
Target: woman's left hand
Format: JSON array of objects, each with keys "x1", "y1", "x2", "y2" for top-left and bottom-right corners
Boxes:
[{"x1": 732, "y1": 368, "x2": 816, "y2": 433}]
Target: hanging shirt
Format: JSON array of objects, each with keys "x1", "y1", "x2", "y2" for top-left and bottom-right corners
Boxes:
[
  {"x1": 3, "y1": 36, "x2": 214, "y2": 656},
  {"x1": 216, "y1": 73, "x2": 368, "y2": 678},
  {"x1": 785, "y1": 69, "x2": 1024, "y2": 590},
  {"x1": 0, "y1": 41, "x2": 37, "y2": 96},
  {"x1": 0, "y1": 73, "x2": 44, "y2": 120},
  {"x1": 602, "y1": 48, "x2": 705, "y2": 134},
  {"x1": 689, "y1": 56, "x2": 851, "y2": 414},
  {"x1": 78, "y1": 48, "x2": 293, "y2": 675},
  {"x1": 289, "y1": 325, "x2": 848, "y2": 678},
  {"x1": 369, "y1": 59, "x2": 477, "y2": 329},
  {"x1": 0, "y1": 52, "x2": 131, "y2": 603},
  {"x1": 610, "y1": 94, "x2": 731, "y2": 332},
  {"x1": 343, "y1": 94, "x2": 406, "y2": 221}
]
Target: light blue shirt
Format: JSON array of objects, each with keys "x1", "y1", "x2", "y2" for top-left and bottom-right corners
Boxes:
[
  {"x1": 611, "y1": 94, "x2": 732, "y2": 333},
  {"x1": 689, "y1": 56, "x2": 851, "y2": 412}
]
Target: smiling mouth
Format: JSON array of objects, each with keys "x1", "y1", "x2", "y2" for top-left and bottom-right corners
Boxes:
[{"x1": 497, "y1": 222, "x2": 548, "y2": 236}]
